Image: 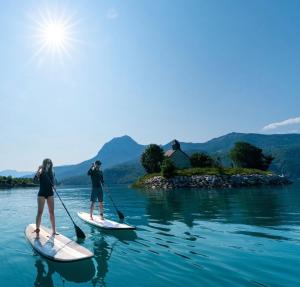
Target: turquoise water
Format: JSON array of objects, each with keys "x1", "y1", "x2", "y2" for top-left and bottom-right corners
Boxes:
[{"x1": 1, "y1": 184, "x2": 300, "y2": 287}]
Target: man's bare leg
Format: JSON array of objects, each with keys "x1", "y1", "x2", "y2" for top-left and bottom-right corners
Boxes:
[
  {"x1": 90, "y1": 202, "x2": 95, "y2": 220},
  {"x1": 99, "y1": 202, "x2": 104, "y2": 220}
]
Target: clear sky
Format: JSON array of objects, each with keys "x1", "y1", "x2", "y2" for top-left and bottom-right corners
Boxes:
[{"x1": 1, "y1": 0, "x2": 300, "y2": 170}]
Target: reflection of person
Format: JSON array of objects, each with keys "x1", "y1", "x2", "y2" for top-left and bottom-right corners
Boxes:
[
  {"x1": 91, "y1": 232, "x2": 136, "y2": 286},
  {"x1": 34, "y1": 259, "x2": 54, "y2": 287},
  {"x1": 33, "y1": 159, "x2": 57, "y2": 236},
  {"x1": 87, "y1": 160, "x2": 104, "y2": 220},
  {"x1": 92, "y1": 237, "x2": 112, "y2": 287}
]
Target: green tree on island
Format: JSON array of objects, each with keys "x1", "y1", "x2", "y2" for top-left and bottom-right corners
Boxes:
[
  {"x1": 190, "y1": 152, "x2": 216, "y2": 168},
  {"x1": 141, "y1": 144, "x2": 165, "y2": 173},
  {"x1": 229, "y1": 142, "x2": 274, "y2": 171}
]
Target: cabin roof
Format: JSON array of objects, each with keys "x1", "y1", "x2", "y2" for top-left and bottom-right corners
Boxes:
[
  {"x1": 165, "y1": 149, "x2": 190, "y2": 159},
  {"x1": 165, "y1": 150, "x2": 176, "y2": 157}
]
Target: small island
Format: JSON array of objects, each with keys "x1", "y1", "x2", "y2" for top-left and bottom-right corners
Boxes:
[
  {"x1": 133, "y1": 140, "x2": 291, "y2": 189},
  {"x1": 0, "y1": 176, "x2": 37, "y2": 189}
]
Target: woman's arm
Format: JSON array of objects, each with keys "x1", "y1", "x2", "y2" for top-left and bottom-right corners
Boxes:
[{"x1": 33, "y1": 166, "x2": 42, "y2": 183}]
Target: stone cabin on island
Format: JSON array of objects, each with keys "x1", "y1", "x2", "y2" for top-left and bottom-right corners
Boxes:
[{"x1": 165, "y1": 140, "x2": 191, "y2": 169}]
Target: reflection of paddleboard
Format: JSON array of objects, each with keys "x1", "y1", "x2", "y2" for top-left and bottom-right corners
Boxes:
[
  {"x1": 25, "y1": 224, "x2": 94, "y2": 262},
  {"x1": 42, "y1": 258, "x2": 96, "y2": 283},
  {"x1": 78, "y1": 212, "x2": 136, "y2": 230}
]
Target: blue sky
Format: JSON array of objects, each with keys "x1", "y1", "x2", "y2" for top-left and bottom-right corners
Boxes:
[{"x1": 0, "y1": 0, "x2": 300, "y2": 170}]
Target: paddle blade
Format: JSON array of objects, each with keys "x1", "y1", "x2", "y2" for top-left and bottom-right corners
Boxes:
[
  {"x1": 117, "y1": 210, "x2": 125, "y2": 220},
  {"x1": 75, "y1": 224, "x2": 86, "y2": 239}
]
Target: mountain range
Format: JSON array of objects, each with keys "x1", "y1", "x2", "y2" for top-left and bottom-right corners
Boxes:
[
  {"x1": 0, "y1": 170, "x2": 32, "y2": 178},
  {"x1": 2, "y1": 133, "x2": 300, "y2": 184},
  {"x1": 56, "y1": 133, "x2": 300, "y2": 184}
]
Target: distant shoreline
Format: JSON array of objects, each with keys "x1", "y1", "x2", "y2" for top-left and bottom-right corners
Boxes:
[{"x1": 0, "y1": 176, "x2": 37, "y2": 189}]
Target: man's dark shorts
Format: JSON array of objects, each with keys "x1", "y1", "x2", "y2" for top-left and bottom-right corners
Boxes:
[{"x1": 90, "y1": 187, "x2": 103, "y2": 202}]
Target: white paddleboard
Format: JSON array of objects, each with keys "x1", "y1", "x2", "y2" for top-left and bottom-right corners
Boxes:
[
  {"x1": 25, "y1": 224, "x2": 94, "y2": 262},
  {"x1": 78, "y1": 212, "x2": 136, "y2": 230}
]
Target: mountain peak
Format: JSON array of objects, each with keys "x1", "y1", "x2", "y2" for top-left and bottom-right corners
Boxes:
[
  {"x1": 91, "y1": 135, "x2": 145, "y2": 169},
  {"x1": 108, "y1": 135, "x2": 138, "y2": 145}
]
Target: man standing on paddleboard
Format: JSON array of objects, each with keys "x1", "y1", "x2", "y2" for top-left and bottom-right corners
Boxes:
[{"x1": 88, "y1": 160, "x2": 105, "y2": 220}]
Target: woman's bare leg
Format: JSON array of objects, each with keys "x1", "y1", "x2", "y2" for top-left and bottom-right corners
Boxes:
[
  {"x1": 36, "y1": 197, "x2": 46, "y2": 232},
  {"x1": 47, "y1": 196, "x2": 56, "y2": 234}
]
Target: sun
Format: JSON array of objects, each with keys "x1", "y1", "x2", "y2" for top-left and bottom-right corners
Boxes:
[
  {"x1": 42, "y1": 22, "x2": 67, "y2": 50},
  {"x1": 29, "y1": 7, "x2": 78, "y2": 62}
]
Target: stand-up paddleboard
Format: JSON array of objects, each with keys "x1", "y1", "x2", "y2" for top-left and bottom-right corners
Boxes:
[
  {"x1": 78, "y1": 212, "x2": 136, "y2": 230},
  {"x1": 25, "y1": 224, "x2": 94, "y2": 262}
]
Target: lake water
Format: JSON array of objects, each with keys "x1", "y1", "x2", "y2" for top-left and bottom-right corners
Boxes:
[{"x1": 0, "y1": 183, "x2": 300, "y2": 287}]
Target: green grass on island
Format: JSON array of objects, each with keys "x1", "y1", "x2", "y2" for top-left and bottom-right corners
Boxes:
[
  {"x1": 132, "y1": 167, "x2": 272, "y2": 188},
  {"x1": 0, "y1": 176, "x2": 37, "y2": 188}
]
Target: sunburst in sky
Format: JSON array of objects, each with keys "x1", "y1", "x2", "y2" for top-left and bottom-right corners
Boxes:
[{"x1": 29, "y1": 7, "x2": 79, "y2": 64}]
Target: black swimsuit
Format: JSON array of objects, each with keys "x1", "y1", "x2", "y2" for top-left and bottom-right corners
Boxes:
[{"x1": 36, "y1": 172, "x2": 54, "y2": 198}]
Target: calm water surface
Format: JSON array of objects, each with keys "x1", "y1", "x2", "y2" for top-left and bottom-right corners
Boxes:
[{"x1": 1, "y1": 183, "x2": 300, "y2": 287}]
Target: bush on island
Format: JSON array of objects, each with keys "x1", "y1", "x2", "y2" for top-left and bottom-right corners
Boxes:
[
  {"x1": 190, "y1": 152, "x2": 216, "y2": 168},
  {"x1": 141, "y1": 144, "x2": 164, "y2": 173},
  {"x1": 229, "y1": 141, "x2": 274, "y2": 171},
  {"x1": 161, "y1": 158, "x2": 176, "y2": 178}
]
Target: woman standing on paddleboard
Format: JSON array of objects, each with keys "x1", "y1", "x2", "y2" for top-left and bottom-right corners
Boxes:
[{"x1": 34, "y1": 158, "x2": 57, "y2": 235}]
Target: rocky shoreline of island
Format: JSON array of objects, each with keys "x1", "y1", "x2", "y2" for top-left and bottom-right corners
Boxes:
[{"x1": 135, "y1": 173, "x2": 292, "y2": 190}]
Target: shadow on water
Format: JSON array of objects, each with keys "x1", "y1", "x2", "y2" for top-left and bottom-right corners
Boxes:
[
  {"x1": 101, "y1": 229, "x2": 138, "y2": 242},
  {"x1": 233, "y1": 230, "x2": 292, "y2": 241},
  {"x1": 34, "y1": 257, "x2": 95, "y2": 286},
  {"x1": 141, "y1": 185, "x2": 292, "y2": 227}
]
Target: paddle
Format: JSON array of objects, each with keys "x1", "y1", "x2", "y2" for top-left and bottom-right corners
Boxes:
[
  {"x1": 102, "y1": 184, "x2": 125, "y2": 221},
  {"x1": 53, "y1": 187, "x2": 86, "y2": 239}
]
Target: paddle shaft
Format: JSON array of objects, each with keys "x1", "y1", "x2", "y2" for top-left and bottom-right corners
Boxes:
[
  {"x1": 106, "y1": 188, "x2": 118, "y2": 210},
  {"x1": 43, "y1": 173, "x2": 75, "y2": 225},
  {"x1": 53, "y1": 187, "x2": 86, "y2": 239},
  {"x1": 53, "y1": 187, "x2": 76, "y2": 226},
  {"x1": 102, "y1": 184, "x2": 125, "y2": 220}
]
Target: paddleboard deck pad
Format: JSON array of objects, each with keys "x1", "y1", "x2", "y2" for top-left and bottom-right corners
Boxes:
[
  {"x1": 25, "y1": 224, "x2": 94, "y2": 262},
  {"x1": 78, "y1": 212, "x2": 136, "y2": 230}
]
